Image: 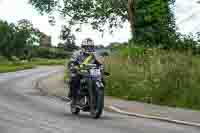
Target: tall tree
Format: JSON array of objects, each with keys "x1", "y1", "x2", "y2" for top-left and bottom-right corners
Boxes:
[
  {"x1": 15, "y1": 19, "x2": 41, "y2": 59},
  {"x1": 0, "y1": 20, "x2": 16, "y2": 59},
  {"x1": 17, "y1": 19, "x2": 41, "y2": 45},
  {"x1": 59, "y1": 25, "x2": 78, "y2": 51},
  {"x1": 0, "y1": 19, "x2": 41, "y2": 60},
  {"x1": 135, "y1": 0, "x2": 176, "y2": 47},
  {"x1": 29, "y1": 0, "x2": 176, "y2": 46}
]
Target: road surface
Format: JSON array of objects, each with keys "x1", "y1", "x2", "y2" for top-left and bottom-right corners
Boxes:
[{"x1": 0, "y1": 66, "x2": 199, "y2": 133}]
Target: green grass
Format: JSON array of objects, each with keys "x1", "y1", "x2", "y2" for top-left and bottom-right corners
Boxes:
[
  {"x1": 0, "y1": 56, "x2": 10, "y2": 64},
  {"x1": 30, "y1": 58, "x2": 66, "y2": 66},
  {"x1": 0, "y1": 57, "x2": 67, "y2": 73},
  {"x1": 0, "y1": 63, "x2": 35, "y2": 73},
  {"x1": 104, "y1": 48, "x2": 200, "y2": 110},
  {"x1": 0, "y1": 56, "x2": 35, "y2": 73}
]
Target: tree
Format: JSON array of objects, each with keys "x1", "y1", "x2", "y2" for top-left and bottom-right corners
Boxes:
[
  {"x1": 59, "y1": 25, "x2": 78, "y2": 51},
  {"x1": 0, "y1": 19, "x2": 41, "y2": 60},
  {"x1": 95, "y1": 45, "x2": 105, "y2": 49},
  {"x1": 29, "y1": 0, "x2": 128, "y2": 32},
  {"x1": 0, "y1": 20, "x2": 16, "y2": 59},
  {"x1": 58, "y1": 41, "x2": 78, "y2": 52},
  {"x1": 15, "y1": 19, "x2": 41, "y2": 59},
  {"x1": 29, "y1": 0, "x2": 176, "y2": 47},
  {"x1": 17, "y1": 19, "x2": 41, "y2": 45},
  {"x1": 128, "y1": 0, "x2": 136, "y2": 37}
]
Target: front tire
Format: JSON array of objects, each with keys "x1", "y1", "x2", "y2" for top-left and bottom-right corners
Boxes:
[{"x1": 91, "y1": 86, "x2": 104, "y2": 119}]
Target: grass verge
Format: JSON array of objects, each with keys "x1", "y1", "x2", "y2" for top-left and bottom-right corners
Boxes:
[
  {"x1": 30, "y1": 58, "x2": 66, "y2": 66},
  {"x1": 0, "y1": 58, "x2": 67, "y2": 73},
  {"x1": 104, "y1": 48, "x2": 200, "y2": 110},
  {"x1": 0, "y1": 63, "x2": 35, "y2": 73}
]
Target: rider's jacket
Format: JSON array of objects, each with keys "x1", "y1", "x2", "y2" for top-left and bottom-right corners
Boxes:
[{"x1": 67, "y1": 50, "x2": 102, "y2": 75}]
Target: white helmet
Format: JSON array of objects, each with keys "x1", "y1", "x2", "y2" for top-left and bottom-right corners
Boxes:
[{"x1": 81, "y1": 38, "x2": 95, "y2": 53}]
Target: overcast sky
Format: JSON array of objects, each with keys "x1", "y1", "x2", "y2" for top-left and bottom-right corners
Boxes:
[{"x1": 0, "y1": 0, "x2": 200, "y2": 46}]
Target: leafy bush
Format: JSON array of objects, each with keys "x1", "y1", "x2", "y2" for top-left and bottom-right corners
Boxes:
[
  {"x1": 32, "y1": 47, "x2": 71, "y2": 59},
  {"x1": 120, "y1": 47, "x2": 145, "y2": 58},
  {"x1": 99, "y1": 51, "x2": 110, "y2": 57},
  {"x1": 0, "y1": 56, "x2": 10, "y2": 64}
]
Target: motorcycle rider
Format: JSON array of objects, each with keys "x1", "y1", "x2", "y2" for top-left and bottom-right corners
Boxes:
[{"x1": 67, "y1": 38, "x2": 103, "y2": 105}]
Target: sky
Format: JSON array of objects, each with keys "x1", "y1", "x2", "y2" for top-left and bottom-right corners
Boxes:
[
  {"x1": 175, "y1": 0, "x2": 200, "y2": 34},
  {"x1": 0, "y1": 0, "x2": 200, "y2": 46}
]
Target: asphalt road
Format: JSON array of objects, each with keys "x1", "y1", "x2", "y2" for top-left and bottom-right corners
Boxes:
[{"x1": 0, "y1": 66, "x2": 199, "y2": 133}]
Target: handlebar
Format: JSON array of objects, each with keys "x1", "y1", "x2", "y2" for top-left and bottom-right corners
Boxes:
[
  {"x1": 80, "y1": 64, "x2": 97, "y2": 69},
  {"x1": 79, "y1": 64, "x2": 110, "y2": 76}
]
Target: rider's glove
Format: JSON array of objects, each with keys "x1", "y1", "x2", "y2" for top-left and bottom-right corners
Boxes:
[{"x1": 100, "y1": 65, "x2": 104, "y2": 71}]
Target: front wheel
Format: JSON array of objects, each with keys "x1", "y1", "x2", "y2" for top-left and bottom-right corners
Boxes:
[{"x1": 90, "y1": 86, "x2": 104, "y2": 119}]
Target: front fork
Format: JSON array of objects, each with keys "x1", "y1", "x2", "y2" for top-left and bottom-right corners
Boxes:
[{"x1": 88, "y1": 78, "x2": 104, "y2": 112}]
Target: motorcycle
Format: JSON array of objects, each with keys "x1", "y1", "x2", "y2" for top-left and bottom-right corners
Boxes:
[{"x1": 70, "y1": 64, "x2": 109, "y2": 119}]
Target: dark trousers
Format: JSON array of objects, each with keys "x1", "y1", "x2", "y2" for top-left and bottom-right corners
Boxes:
[{"x1": 69, "y1": 74, "x2": 80, "y2": 100}]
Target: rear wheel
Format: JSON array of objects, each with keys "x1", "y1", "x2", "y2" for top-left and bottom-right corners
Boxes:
[{"x1": 70, "y1": 100, "x2": 80, "y2": 115}]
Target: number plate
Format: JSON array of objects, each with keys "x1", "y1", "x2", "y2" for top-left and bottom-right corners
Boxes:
[{"x1": 90, "y1": 69, "x2": 101, "y2": 76}]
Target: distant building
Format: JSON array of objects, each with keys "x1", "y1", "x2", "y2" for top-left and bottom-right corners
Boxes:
[{"x1": 40, "y1": 32, "x2": 52, "y2": 47}]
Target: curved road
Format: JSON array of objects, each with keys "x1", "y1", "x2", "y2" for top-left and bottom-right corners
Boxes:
[{"x1": 0, "y1": 66, "x2": 199, "y2": 133}]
